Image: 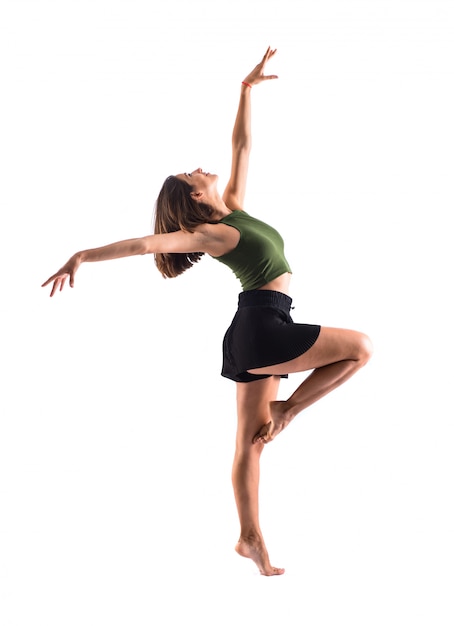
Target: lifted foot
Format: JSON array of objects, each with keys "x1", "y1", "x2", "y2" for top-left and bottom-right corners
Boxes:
[{"x1": 252, "y1": 400, "x2": 293, "y2": 444}]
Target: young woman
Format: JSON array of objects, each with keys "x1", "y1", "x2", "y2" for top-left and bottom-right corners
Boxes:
[{"x1": 42, "y1": 48, "x2": 372, "y2": 576}]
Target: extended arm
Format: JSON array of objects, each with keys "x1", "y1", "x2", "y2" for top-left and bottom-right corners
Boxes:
[
  {"x1": 41, "y1": 229, "x2": 210, "y2": 297},
  {"x1": 222, "y1": 47, "x2": 278, "y2": 211}
]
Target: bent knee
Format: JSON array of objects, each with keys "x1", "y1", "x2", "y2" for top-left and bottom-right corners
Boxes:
[{"x1": 356, "y1": 332, "x2": 373, "y2": 366}]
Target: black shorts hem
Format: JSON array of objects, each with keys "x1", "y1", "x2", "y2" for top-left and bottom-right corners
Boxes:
[{"x1": 221, "y1": 290, "x2": 321, "y2": 383}]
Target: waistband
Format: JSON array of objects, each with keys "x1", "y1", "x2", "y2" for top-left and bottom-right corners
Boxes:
[{"x1": 238, "y1": 289, "x2": 293, "y2": 312}]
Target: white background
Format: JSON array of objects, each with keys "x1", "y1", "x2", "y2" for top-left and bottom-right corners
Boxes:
[{"x1": 1, "y1": 0, "x2": 453, "y2": 624}]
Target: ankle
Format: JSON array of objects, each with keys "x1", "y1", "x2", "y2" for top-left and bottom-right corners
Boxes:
[
  {"x1": 239, "y1": 529, "x2": 262, "y2": 544},
  {"x1": 272, "y1": 399, "x2": 296, "y2": 421}
]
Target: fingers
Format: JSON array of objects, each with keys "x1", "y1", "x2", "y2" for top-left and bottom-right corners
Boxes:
[
  {"x1": 263, "y1": 46, "x2": 276, "y2": 57},
  {"x1": 262, "y1": 46, "x2": 277, "y2": 63},
  {"x1": 260, "y1": 47, "x2": 278, "y2": 80},
  {"x1": 41, "y1": 274, "x2": 59, "y2": 297},
  {"x1": 41, "y1": 272, "x2": 71, "y2": 297},
  {"x1": 243, "y1": 47, "x2": 278, "y2": 86},
  {"x1": 50, "y1": 279, "x2": 59, "y2": 298},
  {"x1": 41, "y1": 275, "x2": 55, "y2": 288},
  {"x1": 51, "y1": 277, "x2": 64, "y2": 297}
]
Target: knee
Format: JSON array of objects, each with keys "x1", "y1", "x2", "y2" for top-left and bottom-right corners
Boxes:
[
  {"x1": 235, "y1": 437, "x2": 265, "y2": 455},
  {"x1": 356, "y1": 332, "x2": 373, "y2": 366}
]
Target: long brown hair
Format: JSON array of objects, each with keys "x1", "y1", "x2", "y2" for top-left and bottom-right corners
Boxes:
[{"x1": 154, "y1": 175, "x2": 217, "y2": 278}]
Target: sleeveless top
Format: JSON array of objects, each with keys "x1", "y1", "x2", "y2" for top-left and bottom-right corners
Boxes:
[{"x1": 211, "y1": 210, "x2": 292, "y2": 291}]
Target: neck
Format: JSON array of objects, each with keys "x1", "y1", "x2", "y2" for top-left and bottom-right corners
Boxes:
[{"x1": 203, "y1": 191, "x2": 232, "y2": 220}]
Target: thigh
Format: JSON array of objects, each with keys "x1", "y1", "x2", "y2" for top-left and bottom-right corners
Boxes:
[
  {"x1": 235, "y1": 376, "x2": 281, "y2": 446},
  {"x1": 248, "y1": 326, "x2": 370, "y2": 376}
]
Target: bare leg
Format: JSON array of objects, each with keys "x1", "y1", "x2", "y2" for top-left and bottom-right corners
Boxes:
[
  {"x1": 232, "y1": 376, "x2": 285, "y2": 576},
  {"x1": 249, "y1": 327, "x2": 373, "y2": 443}
]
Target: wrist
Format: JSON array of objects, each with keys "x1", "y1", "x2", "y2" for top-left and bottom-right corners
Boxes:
[{"x1": 242, "y1": 81, "x2": 252, "y2": 89}]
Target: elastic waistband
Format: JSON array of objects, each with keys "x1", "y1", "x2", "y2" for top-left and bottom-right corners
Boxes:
[{"x1": 238, "y1": 289, "x2": 293, "y2": 312}]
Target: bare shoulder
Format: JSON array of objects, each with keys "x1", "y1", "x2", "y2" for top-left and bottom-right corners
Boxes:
[{"x1": 196, "y1": 222, "x2": 240, "y2": 257}]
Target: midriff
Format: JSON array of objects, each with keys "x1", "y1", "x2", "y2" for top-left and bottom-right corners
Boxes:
[{"x1": 257, "y1": 272, "x2": 291, "y2": 295}]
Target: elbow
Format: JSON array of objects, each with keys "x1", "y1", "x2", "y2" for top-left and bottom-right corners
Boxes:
[
  {"x1": 232, "y1": 140, "x2": 251, "y2": 154},
  {"x1": 138, "y1": 237, "x2": 152, "y2": 255}
]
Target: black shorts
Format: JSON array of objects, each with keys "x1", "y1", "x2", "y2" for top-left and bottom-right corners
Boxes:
[{"x1": 221, "y1": 290, "x2": 321, "y2": 383}]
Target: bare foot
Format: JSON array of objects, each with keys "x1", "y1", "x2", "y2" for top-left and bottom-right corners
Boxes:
[
  {"x1": 252, "y1": 400, "x2": 293, "y2": 444},
  {"x1": 235, "y1": 535, "x2": 285, "y2": 576}
]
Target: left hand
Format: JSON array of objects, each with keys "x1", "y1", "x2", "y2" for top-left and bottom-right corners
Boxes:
[
  {"x1": 243, "y1": 46, "x2": 278, "y2": 87},
  {"x1": 41, "y1": 253, "x2": 82, "y2": 297}
]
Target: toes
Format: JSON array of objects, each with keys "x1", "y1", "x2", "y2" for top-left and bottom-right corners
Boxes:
[{"x1": 252, "y1": 421, "x2": 272, "y2": 444}]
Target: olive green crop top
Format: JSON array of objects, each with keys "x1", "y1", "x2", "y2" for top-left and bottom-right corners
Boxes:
[{"x1": 212, "y1": 210, "x2": 292, "y2": 291}]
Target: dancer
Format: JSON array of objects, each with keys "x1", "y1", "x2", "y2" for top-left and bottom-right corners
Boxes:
[{"x1": 42, "y1": 47, "x2": 372, "y2": 576}]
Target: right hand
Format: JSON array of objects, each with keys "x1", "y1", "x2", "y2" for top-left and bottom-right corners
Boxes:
[
  {"x1": 41, "y1": 253, "x2": 82, "y2": 297},
  {"x1": 242, "y1": 46, "x2": 278, "y2": 87}
]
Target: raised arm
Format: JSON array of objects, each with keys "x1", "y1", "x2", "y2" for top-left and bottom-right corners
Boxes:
[{"x1": 222, "y1": 47, "x2": 278, "y2": 211}]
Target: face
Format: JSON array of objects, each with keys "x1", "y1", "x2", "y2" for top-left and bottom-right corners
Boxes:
[{"x1": 176, "y1": 168, "x2": 218, "y2": 197}]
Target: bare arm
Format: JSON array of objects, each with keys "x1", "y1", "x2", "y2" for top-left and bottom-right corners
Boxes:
[
  {"x1": 41, "y1": 229, "x2": 211, "y2": 297},
  {"x1": 222, "y1": 47, "x2": 278, "y2": 211}
]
